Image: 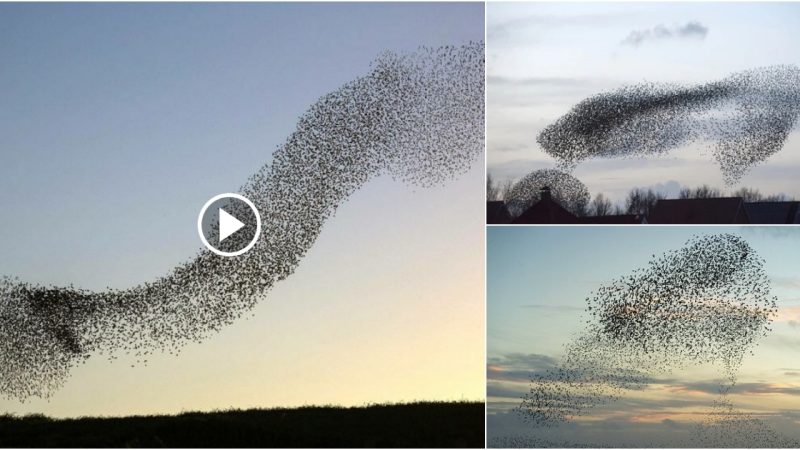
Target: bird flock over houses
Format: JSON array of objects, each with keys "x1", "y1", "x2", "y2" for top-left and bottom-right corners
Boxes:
[
  {"x1": 539, "y1": 65, "x2": 800, "y2": 184},
  {"x1": 504, "y1": 169, "x2": 590, "y2": 217},
  {"x1": 508, "y1": 65, "x2": 800, "y2": 207},
  {"x1": 0, "y1": 42, "x2": 485, "y2": 401}
]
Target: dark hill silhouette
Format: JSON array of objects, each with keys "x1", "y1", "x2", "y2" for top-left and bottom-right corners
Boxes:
[{"x1": 0, "y1": 401, "x2": 484, "y2": 448}]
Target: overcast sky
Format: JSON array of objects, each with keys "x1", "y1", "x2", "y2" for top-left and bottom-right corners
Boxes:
[
  {"x1": 0, "y1": 3, "x2": 484, "y2": 417},
  {"x1": 488, "y1": 226, "x2": 800, "y2": 447},
  {"x1": 487, "y1": 2, "x2": 800, "y2": 204}
]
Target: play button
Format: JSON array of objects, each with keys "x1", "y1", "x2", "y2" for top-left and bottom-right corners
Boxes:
[
  {"x1": 197, "y1": 193, "x2": 261, "y2": 257},
  {"x1": 218, "y1": 208, "x2": 245, "y2": 242}
]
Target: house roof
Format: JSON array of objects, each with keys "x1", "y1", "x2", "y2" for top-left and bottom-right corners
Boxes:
[
  {"x1": 744, "y1": 201, "x2": 800, "y2": 224},
  {"x1": 512, "y1": 196, "x2": 578, "y2": 224},
  {"x1": 579, "y1": 214, "x2": 646, "y2": 224},
  {"x1": 486, "y1": 201, "x2": 512, "y2": 224},
  {"x1": 648, "y1": 197, "x2": 749, "y2": 224}
]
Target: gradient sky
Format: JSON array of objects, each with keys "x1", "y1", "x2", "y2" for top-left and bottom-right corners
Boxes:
[
  {"x1": 0, "y1": 3, "x2": 484, "y2": 417},
  {"x1": 487, "y1": 226, "x2": 800, "y2": 446},
  {"x1": 487, "y1": 2, "x2": 800, "y2": 204}
]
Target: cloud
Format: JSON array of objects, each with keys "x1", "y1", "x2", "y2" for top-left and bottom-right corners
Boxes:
[
  {"x1": 740, "y1": 226, "x2": 800, "y2": 241},
  {"x1": 773, "y1": 304, "x2": 800, "y2": 323},
  {"x1": 487, "y1": 352, "x2": 658, "y2": 388},
  {"x1": 518, "y1": 304, "x2": 584, "y2": 312},
  {"x1": 622, "y1": 21, "x2": 709, "y2": 47},
  {"x1": 488, "y1": 13, "x2": 628, "y2": 42},
  {"x1": 771, "y1": 277, "x2": 800, "y2": 291},
  {"x1": 488, "y1": 75, "x2": 594, "y2": 88},
  {"x1": 488, "y1": 352, "x2": 559, "y2": 372},
  {"x1": 631, "y1": 179, "x2": 685, "y2": 199},
  {"x1": 668, "y1": 381, "x2": 800, "y2": 397},
  {"x1": 487, "y1": 383, "x2": 528, "y2": 399}
]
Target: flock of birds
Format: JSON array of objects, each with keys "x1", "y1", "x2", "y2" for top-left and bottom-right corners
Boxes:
[
  {"x1": 493, "y1": 65, "x2": 800, "y2": 447},
  {"x1": 503, "y1": 169, "x2": 590, "y2": 217},
  {"x1": 508, "y1": 234, "x2": 797, "y2": 447},
  {"x1": 538, "y1": 65, "x2": 800, "y2": 185},
  {"x1": 504, "y1": 65, "x2": 800, "y2": 212},
  {"x1": 0, "y1": 42, "x2": 485, "y2": 400}
]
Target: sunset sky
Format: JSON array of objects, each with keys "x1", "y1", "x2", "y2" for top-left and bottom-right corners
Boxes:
[
  {"x1": 487, "y1": 226, "x2": 800, "y2": 446},
  {"x1": 487, "y1": 2, "x2": 800, "y2": 204},
  {"x1": 0, "y1": 3, "x2": 484, "y2": 417}
]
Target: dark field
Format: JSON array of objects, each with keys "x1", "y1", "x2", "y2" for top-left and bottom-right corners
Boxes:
[{"x1": 0, "y1": 401, "x2": 484, "y2": 448}]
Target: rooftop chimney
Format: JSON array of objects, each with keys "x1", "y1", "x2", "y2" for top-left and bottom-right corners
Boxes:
[{"x1": 540, "y1": 186, "x2": 552, "y2": 201}]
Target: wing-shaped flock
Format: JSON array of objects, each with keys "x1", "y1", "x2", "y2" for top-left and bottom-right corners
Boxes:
[
  {"x1": 514, "y1": 234, "x2": 794, "y2": 447},
  {"x1": 0, "y1": 42, "x2": 485, "y2": 400},
  {"x1": 538, "y1": 65, "x2": 800, "y2": 184}
]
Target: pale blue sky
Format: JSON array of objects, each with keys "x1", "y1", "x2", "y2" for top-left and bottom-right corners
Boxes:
[
  {"x1": 0, "y1": 2, "x2": 482, "y2": 289},
  {"x1": 488, "y1": 2, "x2": 800, "y2": 203},
  {"x1": 488, "y1": 226, "x2": 800, "y2": 446},
  {"x1": 0, "y1": 3, "x2": 485, "y2": 417}
]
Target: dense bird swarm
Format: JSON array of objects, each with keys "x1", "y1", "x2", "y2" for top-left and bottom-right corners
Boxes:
[
  {"x1": 515, "y1": 234, "x2": 789, "y2": 446},
  {"x1": 538, "y1": 65, "x2": 800, "y2": 184},
  {"x1": 691, "y1": 397, "x2": 800, "y2": 448},
  {"x1": 504, "y1": 169, "x2": 590, "y2": 216},
  {"x1": 0, "y1": 42, "x2": 485, "y2": 400},
  {"x1": 488, "y1": 436, "x2": 611, "y2": 448}
]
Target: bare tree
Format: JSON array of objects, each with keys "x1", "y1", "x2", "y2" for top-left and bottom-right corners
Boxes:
[
  {"x1": 499, "y1": 179, "x2": 514, "y2": 202},
  {"x1": 733, "y1": 187, "x2": 793, "y2": 202},
  {"x1": 764, "y1": 193, "x2": 793, "y2": 202},
  {"x1": 732, "y1": 187, "x2": 763, "y2": 202},
  {"x1": 626, "y1": 188, "x2": 664, "y2": 216},
  {"x1": 589, "y1": 193, "x2": 614, "y2": 216},
  {"x1": 486, "y1": 173, "x2": 516, "y2": 202},
  {"x1": 679, "y1": 185, "x2": 723, "y2": 199},
  {"x1": 486, "y1": 173, "x2": 499, "y2": 201}
]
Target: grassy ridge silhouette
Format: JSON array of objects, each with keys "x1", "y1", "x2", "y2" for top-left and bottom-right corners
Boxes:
[{"x1": 0, "y1": 401, "x2": 484, "y2": 448}]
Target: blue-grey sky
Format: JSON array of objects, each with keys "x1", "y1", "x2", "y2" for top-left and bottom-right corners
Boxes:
[
  {"x1": 488, "y1": 2, "x2": 800, "y2": 204},
  {"x1": 0, "y1": 3, "x2": 485, "y2": 417},
  {"x1": 488, "y1": 226, "x2": 800, "y2": 446}
]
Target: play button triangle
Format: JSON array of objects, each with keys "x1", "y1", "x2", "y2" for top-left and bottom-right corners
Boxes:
[{"x1": 218, "y1": 208, "x2": 245, "y2": 242}]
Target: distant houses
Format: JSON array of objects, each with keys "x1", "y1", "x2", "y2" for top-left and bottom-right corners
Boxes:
[
  {"x1": 510, "y1": 187, "x2": 578, "y2": 224},
  {"x1": 745, "y1": 201, "x2": 800, "y2": 224},
  {"x1": 487, "y1": 187, "x2": 800, "y2": 224},
  {"x1": 486, "y1": 201, "x2": 511, "y2": 224},
  {"x1": 648, "y1": 198, "x2": 748, "y2": 224},
  {"x1": 578, "y1": 214, "x2": 646, "y2": 224}
]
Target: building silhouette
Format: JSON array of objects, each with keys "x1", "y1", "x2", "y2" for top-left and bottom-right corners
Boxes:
[{"x1": 488, "y1": 188, "x2": 800, "y2": 224}]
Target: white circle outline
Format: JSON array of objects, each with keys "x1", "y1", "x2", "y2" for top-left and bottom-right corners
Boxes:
[{"x1": 197, "y1": 193, "x2": 262, "y2": 257}]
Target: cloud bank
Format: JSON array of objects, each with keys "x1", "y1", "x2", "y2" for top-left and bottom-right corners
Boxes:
[{"x1": 622, "y1": 21, "x2": 709, "y2": 47}]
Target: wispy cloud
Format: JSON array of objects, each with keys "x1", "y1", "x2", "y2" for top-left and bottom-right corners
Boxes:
[
  {"x1": 774, "y1": 304, "x2": 800, "y2": 323},
  {"x1": 488, "y1": 75, "x2": 595, "y2": 88},
  {"x1": 772, "y1": 276, "x2": 800, "y2": 291},
  {"x1": 667, "y1": 381, "x2": 800, "y2": 397},
  {"x1": 517, "y1": 304, "x2": 584, "y2": 312},
  {"x1": 488, "y1": 352, "x2": 558, "y2": 373},
  {"x1": 488, "y1": 13, "x2": 627, "y2": 42},
  {"x1": 622, "y1": 21, "x2": 708, "y2": 47}
]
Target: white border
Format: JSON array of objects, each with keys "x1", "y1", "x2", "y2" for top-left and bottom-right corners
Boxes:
[{"x1": 197, "y1": 193, "x2": 262, "y2": 257}]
